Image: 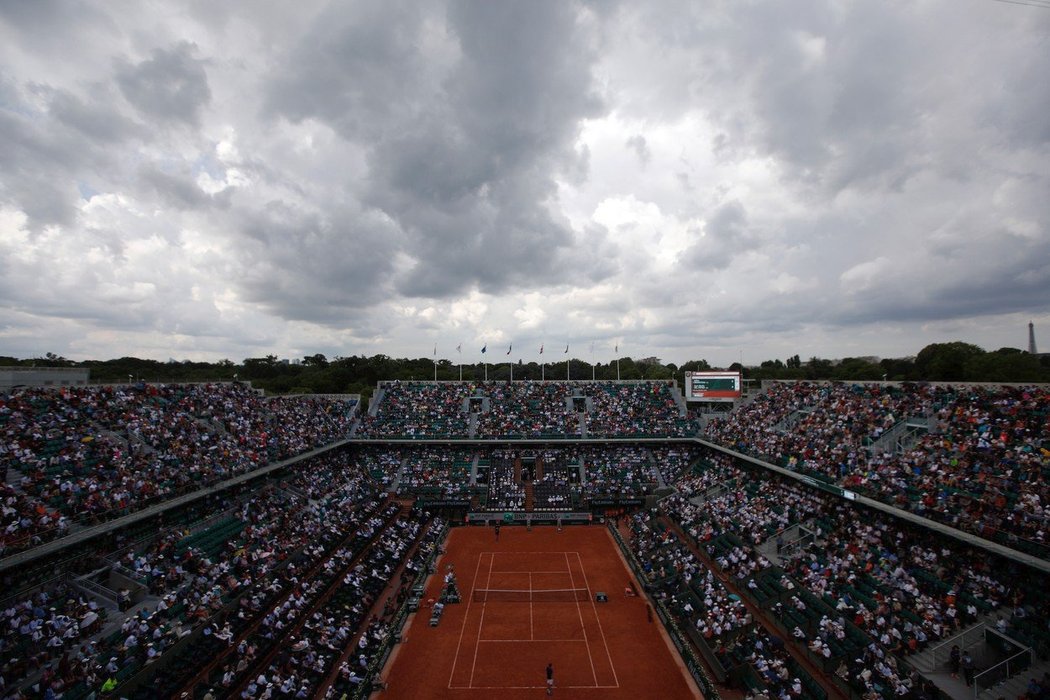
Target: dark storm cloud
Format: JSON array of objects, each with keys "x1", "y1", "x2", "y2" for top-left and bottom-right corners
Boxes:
[
  {"x1": 233, "y1": 200, "x2": 400, "y2": 323},
  {"x1": 388, "y1": 0, "x2": 605, "y2": 297},
  {"x1": 265, "y1": 0, "x2": 607, "y2": 302},
  {"x1": 115, "y1": 42, "x2": 211, "y2": 126},
  {"x1": 0, "y1": 78, "x2": 140, "y2": 229},
  {"x1": 263, "y1": 1, "x2": 432, "y2": 141},
  {"x1": 139, "y1": 165, "x2": 230, "y2": 211},
  {"x1": 679, "y1": 200, "x2": 755, "y2": 270},
  {"x1": 0, "y1": 105, "x2": 82, "y2": 227},
  {"x1": 983, "y1": 56, "x2": 1050, "y2": 148},
  {"x1": 621, "y1": 2, "x2": 948, "y2": 194},
  {"x1": 831, "y1": 228, "x2": 1050, "y2": 327},
  {"x1": 47, "y1": 87, "x2": 140, "y2": 143},
  {"x1": 694, "y1": 2, "x2": 1050, "y2": 199},
  {"x1": 0, "y1": 0, "x2": 115, "y2": 46}
]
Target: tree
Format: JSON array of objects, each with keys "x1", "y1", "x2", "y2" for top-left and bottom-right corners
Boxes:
[
  {"x1": 914, "y1": 342, "x2": 985, "y2": 381},
  {"x1": 964, "y1": 348, "x2": 1047, "y2": 382},
  {"x1": 806, "y1": 357, "x2": 833, "y2": 379},
  {"x1": 832, "y1": 357, "x2": 883, "y2": 380},
  {"x1": 302, "y1": 353, "x2": 328, "y2": 368},
  {"x1": 681, "y1": 359, "x2": 712, "y2": 373},
  {"x1": 243, "y1": 355, "x2": 281, "y2": 379},
  {"x1": 879, "y1": 357, "x2": 918, "y2": 381},
  {"x1": 37, "y1": 352, "x2": 73, "y2": 367}
]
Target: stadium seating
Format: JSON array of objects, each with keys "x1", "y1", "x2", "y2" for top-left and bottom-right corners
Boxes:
[
  {"x1": 356, "y1": 380, "x2": 697, "y2": 440},
  {"x1": 4, "y1": 376, "x2": 1049, "y2": 700},
  {"x1": 706, "y1": 381, "x2": 1050, "y2": 556},
  {"x1": 662, "y1": 455, "x2": 1049, "y2": 699},
  {"x1": 1, "y1": 383, "x2": 356, "y2": 554}
]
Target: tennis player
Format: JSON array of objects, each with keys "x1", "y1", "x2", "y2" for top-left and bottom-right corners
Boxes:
[{"x1": 545, "y1": 662, "x2": 554, "y2": 695}]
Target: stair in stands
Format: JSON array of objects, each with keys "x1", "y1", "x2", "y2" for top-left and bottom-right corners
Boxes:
[
  {"x1": 524, "y1": 482, "x2": 535, "y2": 512},
  {"x1": 5, "y1": 466, "x2": 26, "y2": 489},
  {"x1": 977, "y1": 657, "x2": 1050, "y2": 699}
]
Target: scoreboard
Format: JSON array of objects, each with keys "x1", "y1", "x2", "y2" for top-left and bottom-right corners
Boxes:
[{"x1": 685, "y1": 371, "x2": 741, "y2": 402}]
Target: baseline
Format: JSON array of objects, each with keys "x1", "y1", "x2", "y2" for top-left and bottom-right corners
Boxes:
[{"x1": 478, "y1": 638, "x2": 591, "y2": 643}]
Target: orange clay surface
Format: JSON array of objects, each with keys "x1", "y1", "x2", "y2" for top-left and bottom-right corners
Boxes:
[{"x1": 380, "y1": 524, "x2": 701, "y2": 699}]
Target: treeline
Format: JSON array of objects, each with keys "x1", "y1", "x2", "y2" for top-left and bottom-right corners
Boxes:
[
  {"x1": 749, "y1": 342, "x2": 1049, "y2": 383},
  {"x1": 3, "y1": 342, "x2": 1047, "y2": 400}
]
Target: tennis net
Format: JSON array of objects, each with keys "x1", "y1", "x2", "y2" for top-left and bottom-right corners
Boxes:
[{"x1": 472, "y1": 588, "x2": 589, "y2": 603}]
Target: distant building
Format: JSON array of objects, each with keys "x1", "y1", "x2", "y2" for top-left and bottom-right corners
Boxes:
[{"x1": 0, "y1": 366, "x2": 90, "y2": 391}]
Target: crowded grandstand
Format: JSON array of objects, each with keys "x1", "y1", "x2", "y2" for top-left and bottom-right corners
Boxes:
[{"x1": 1, "y1": 377, "x2": 1049, "y2": 700}]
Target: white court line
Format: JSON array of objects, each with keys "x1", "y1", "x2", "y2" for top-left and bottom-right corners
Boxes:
[
  {"x1": 564, "y1": 552, "x2": 598, "y2": 685},
  {"x1": 480, "y1": 551, "x2": 576, "y2": 554},
  {"x1": 448, "y1": 551, "x2": 486, "y2": 688},
  {"x1": 574, "y1": 551, "x2": 620, "y2": 688},
  {"x1": 490, "y1": 570, "x2": 572, "y2": 574},
  {"x1": 529, "y1": 572, "x2": 534, "y2": 640},
  {"x1": 468, "y1": 551, "x2": 496, "y2": 688},
  {"x1": 449, "y1": 685, "x2": 619, "y2": 690},
  {"x1": 478, "y1": 638, "x2": 589, "y2": 643}
]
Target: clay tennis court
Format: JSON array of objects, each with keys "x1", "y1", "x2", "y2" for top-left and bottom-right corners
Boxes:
[{"x1": 380, "y1": 524, "x2": 701, "y2": 699}]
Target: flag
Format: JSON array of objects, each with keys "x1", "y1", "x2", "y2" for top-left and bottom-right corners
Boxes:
[
  {"x1": 457, "y1": 343, "x2": 461, "y2": 354},
  {"x1": 615, "y1": 343, "x2": 619, "y2": 354},
  {"x1": 539, "y1": 344, "x2": 544, "y2": 354},
  {"x1": 481, "y1": 344, "x2": 487, "y2": 354},
  {"x1": 564, "y1": 345, "x2": 569, "y2": 354},
  {"x1": 433, "y1": 344, "x2": 437, "y2": 357},
  {"x1": 506, "y1": 344, "x2": 512, "y2": 355}
]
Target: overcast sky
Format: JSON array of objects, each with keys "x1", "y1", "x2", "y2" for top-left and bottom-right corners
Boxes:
[{"x1": 1, "y1": 0, "x2": 1048, "y2": 368}]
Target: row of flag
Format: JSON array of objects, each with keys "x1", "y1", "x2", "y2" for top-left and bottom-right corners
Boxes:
[{"x1": 434, "y1": 343, "x2": 620, "y2": 356}]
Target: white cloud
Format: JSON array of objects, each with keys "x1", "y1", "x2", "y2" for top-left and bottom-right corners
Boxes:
[{"x1": 840, "y1": 256, "x2": 892, "y2": 294}]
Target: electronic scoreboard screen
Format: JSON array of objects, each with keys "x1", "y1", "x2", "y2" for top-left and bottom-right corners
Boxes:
[{"x1": 685, "y1": 371, "x2": 742, "y2": 402}]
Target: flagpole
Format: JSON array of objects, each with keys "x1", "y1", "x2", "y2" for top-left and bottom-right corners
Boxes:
[
  {"x1": 590, "y1": 342, "x2": 595, "y2": 381},
  {"x1": 457, "y1": 344, "x2": 462, "y2": 382}
]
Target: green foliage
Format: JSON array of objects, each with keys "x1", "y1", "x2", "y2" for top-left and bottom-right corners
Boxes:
[
  {"x1": 963, "y1": 348, "x2": 1045, "y2": 382},
  {"x1": 915, "y1": 342, "x2": 985, "y2": 381},
  {"x1": 3, "y1": 339, "x2": 1048, "y2": 395}
]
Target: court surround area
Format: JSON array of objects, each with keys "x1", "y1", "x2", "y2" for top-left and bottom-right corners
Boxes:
[{"x1": 381, "y1": 524, "x2": 701, "y2": 699}]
